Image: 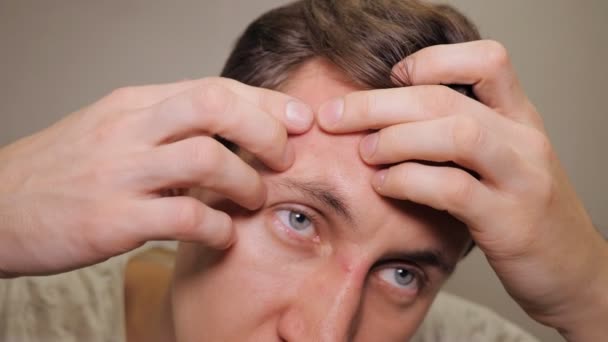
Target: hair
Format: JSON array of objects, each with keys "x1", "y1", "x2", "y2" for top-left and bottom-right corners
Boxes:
[
  {"x1": 219, "y1": 0, "x2": 481, "y2": 255},
  {"x1": 221, "y1": 0, "x2": 480, "y2": 92}
]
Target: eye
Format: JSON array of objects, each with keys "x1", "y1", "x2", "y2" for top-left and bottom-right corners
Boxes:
[
  {"x1": 276, "y1": 209, "x2": 316, "y2": 239},
  {"x1": 377, "y1": 266, "x2": 420, "y2": 291}
]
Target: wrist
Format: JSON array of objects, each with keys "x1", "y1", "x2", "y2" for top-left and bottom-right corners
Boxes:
[{"x1": 553, "y1": 239, "x2": 608, "y2": 341}]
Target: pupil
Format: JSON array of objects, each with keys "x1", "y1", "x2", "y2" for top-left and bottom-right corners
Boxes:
[
  {"x1": 289, "y1": 211, "x2": 309, "y2": 230},
  {"x1": 395, "y1": 268, "x2": 412, "y2": 285},
  {"x1": 294, "y1": 213, "x2": 306, "y2": 223}
]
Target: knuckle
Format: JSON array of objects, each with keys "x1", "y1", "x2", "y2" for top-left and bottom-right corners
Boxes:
[
  {"x1": 201, "y1": 76, "x2": 224, "y2": 84},
  {"x1": 197, "y1": 83, "x2": 233, "y2": 116},
  {"x1": 185, "y1": 137, "x2": 223, "y2": 178},
  {"x1": 107, "y1": 86, "x2": 139, "y2": 105},
  {"x1": 418, "y1": 85, "x2": 455, "y2": 117},
  {"x1": 445, "y1": 172, "x2": 475, "y2": 208},
  {"x1": 452, "y1": 115, "x2": 484, "y2": 155},
  {"x1": 528, "y1": 130, "x2": 554, "y2": 163},
  {"x1": 254, "y1": 88, "x2": 273, "y2": 110},
  {"x1": 482, "y1": 40, "x2": 511, "y2": 71},
  {"x1": 91, "y1": 116, "x2": 125, "y2": 143},
  {"x1": 512, "y1": 166, "x2": 554, "y2": 218}
]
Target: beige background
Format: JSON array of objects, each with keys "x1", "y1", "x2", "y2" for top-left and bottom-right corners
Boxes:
[{"x1": 1, "y1": 1, "x2": 606, "y2": 341}]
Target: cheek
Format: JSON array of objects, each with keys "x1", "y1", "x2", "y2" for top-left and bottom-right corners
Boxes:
[
  {"x1": 354, "y1": 282, "x2": 439, "y2": 341},
  {"x1": 170, "y1": 215, "x2": 309, "y2": 338},
  {"x1": 170, "y1": 208, "x2": 446, "y2": 341}
]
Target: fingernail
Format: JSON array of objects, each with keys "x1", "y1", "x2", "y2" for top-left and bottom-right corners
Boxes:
[
  {"x1": 360, "y1": 133, "x2": 379, "y2": 159},
  {"x1": 373, "y1": 170, "x2": 388, "y2": 190},
  {"x1": 286, "y1": 100, "x2": 313, "y2": 131},
  {"x1": 318, "y1": 97, "x2": 344, "y2": 126}
]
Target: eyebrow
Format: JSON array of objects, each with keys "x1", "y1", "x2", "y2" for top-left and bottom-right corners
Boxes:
[
  {"x1": 270, "y1": 177, "x2": 456, "y2": 275},
  {"x1": 272, "y1": 177, "x2": 355, "y2": 224},
  {"x1": 387, "y1": 249, "x2": 456, "y2": 275}
]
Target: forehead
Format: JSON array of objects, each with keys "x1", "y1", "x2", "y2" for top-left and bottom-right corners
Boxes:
[
  {"x1": 274, "y1": 59, "x2": 380, "y2": 225},
  {"x1": 256, "y1": 59, "x2": 469, "y2": 255},
  {"x1": 278, "y1": 58, "x2": 374, "y2": 194}
]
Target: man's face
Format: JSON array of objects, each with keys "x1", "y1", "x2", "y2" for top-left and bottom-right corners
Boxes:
[{"x1": 170, "y1": 60, "x2": 471, "y2": 341}]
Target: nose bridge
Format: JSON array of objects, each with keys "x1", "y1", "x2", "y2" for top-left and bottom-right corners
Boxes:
[{"x1": 277, "y1": 259, "x2": 365, "y2": 342}]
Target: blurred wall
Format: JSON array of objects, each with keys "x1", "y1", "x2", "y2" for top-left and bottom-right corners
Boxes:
[{"x1": 1, "y1": 1, "x2": 606, "y2": 341}]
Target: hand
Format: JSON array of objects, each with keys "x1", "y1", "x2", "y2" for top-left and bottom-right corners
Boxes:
[
  {"x1": 317, "y1": 40, "x2": 608, "y2": 340},
  {"x1": 0, "y1": 77, "x2": 313, "y2": 277}
]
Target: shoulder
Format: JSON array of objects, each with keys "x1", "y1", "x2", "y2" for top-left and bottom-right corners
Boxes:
[
  {"x1": 412, "y1": 292, "x2": 540, "y2": 342},
  {"x1": 0, "y1": 255, "x2": 129, "y2": 342}
]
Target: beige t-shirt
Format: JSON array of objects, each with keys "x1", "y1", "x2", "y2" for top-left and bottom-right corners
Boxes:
[
  {"x1": 0, "y1": 255, "x2": 128, "y2": 342},
  {"x1": 0, "y1": 252, "x2": 539, "y2": 342}
]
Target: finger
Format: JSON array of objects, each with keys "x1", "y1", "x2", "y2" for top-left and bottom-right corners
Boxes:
[
  {"x1": 99, "y1": 79, "x2": 211, "y2": 112},
  {"x1": 130, "y1": 196, "x2": 235, "y2": 249},
  {"x1": 103, "y1": 77, "x2": 313, "y2": 136},
  {"x1": 318, "y1": 84, "x2": 496, "y2": 133},
  {"x1": 146, "y1": 78, "x2": 313, "y2": 138},
  {"x1": 135, "y1": 79, "x2": 313, "y2": 170},
  {"x1": 372, "y1": 162, "x2": 492, "y2": 226},
  {"x1": 391, "y1": 40, "x2": 541, "y2": 126},
  {"x1": 359, "y1": 116, "x2": 522, "y2": 183},
  {"x1": 211, "y1": 77, "x2": 314, "y2": 135},
  {"x1": 137, "y1": 136, "x2": 266, "y2": 210}
]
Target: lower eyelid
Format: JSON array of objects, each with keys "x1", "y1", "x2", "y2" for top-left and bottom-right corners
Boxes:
[{"x1": 372, "y1": 273, "x2": 419, "y2": 302}]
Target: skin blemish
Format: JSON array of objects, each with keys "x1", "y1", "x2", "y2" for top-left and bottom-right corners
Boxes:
[{"x1": 335, "y1": 247, "x2": 368, "y2": 277}]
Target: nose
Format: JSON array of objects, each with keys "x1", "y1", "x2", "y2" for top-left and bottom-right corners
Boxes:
[{"x1": 276, "y1": 260, "x2": 364, "y2": 342}]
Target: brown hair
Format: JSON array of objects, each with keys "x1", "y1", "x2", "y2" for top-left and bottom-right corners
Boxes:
[{"x1": 221, "y1": 0, "x2": 480, "y2": 92}]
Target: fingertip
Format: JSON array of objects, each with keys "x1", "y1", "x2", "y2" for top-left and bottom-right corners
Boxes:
[
  {"x1": 285, "y1": 100, "x2": 314, "y2": 133},
  {"x1": 317, "y1": 97, "x2": 344, "y2": 131},
  {"x1": 240, "y1": 175, "x2": 268, "y2": 211},
  {"x1": 206, "y1": 211, "x2": 236, "y2": 250}
]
